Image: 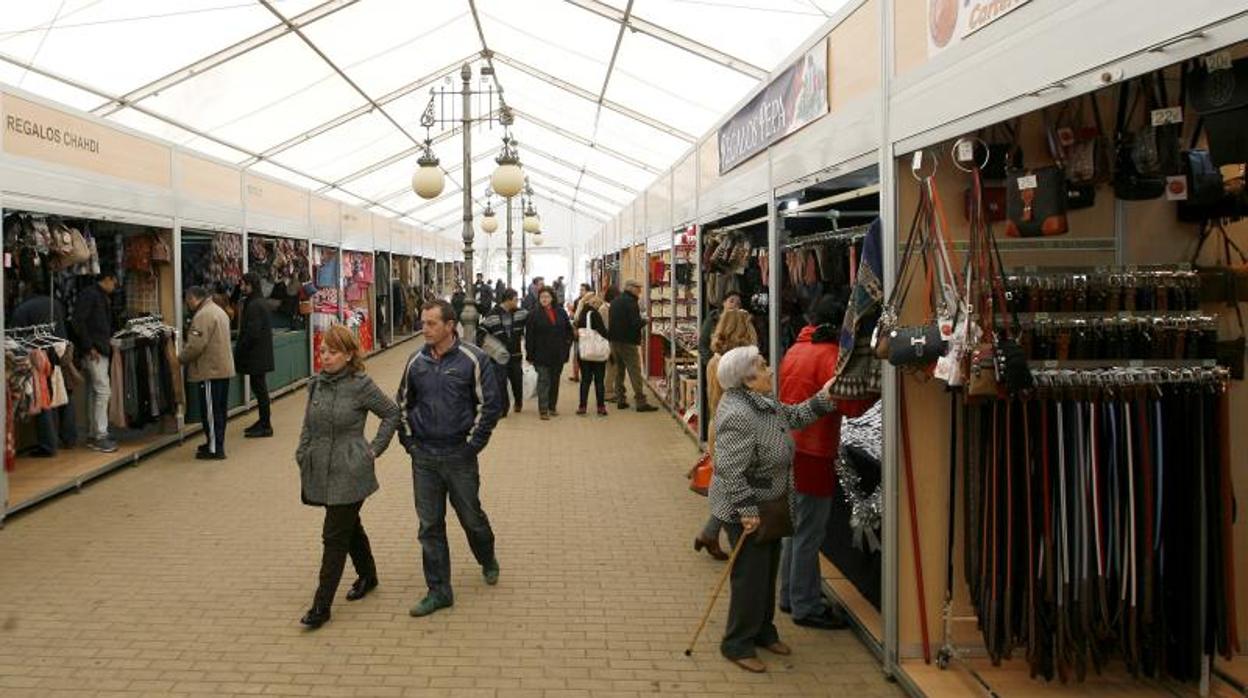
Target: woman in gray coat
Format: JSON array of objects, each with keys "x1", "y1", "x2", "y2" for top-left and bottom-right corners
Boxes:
[
  {"x1": 710, "y1": 345, "x2": 838, "y2": 673},
  {"x1": 297, "y1": 324, "x2": 401, "y2": 629}
]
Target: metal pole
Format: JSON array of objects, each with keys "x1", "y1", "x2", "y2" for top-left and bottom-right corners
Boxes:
[
  {"x1": 506, "y1": 197, "x2": 514, "y2": 289},
  {"x1": 521, "y1": 218, "x2": 528, "y2": 292},
  {"x1": 458, "y1": 62, "x2": 479, "y2": 342}
]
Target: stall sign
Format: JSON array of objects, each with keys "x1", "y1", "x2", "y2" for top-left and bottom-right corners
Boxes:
[
  {"x1": 717, "y1": 39, "x2": 828, "y2": 175},
  {"x1": 177, "y1": 152, "x2": 239, "y2": 207},
  {"x1": 244, "y1": 172, "x2": 308, "y2": 222},
  {"x1": 2, "y1": 93, "x2": 172, "y2": 189},
  {"x1": 311, "y1": 196, "x2": 340, "y2": 239},
  {"x1": 928, "y1": 0, "x2": 1032, "y2": 56}
]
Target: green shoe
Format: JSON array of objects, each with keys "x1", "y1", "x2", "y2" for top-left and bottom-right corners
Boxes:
[
  {"x1": 409, "y1": 594, "x2": 452, "y2": 617},
  {"x1": 483, "y1": 559, "x2": 500, "y2": 586}
]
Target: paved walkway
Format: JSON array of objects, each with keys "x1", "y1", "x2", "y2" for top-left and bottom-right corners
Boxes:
[{"x1": 0, "y1": 343, "x2": 900, "y2": 697}]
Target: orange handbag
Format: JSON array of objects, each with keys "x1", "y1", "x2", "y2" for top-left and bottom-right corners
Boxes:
[{"x1": 688, "y1": 452, "x2": 713, "y2": 496}]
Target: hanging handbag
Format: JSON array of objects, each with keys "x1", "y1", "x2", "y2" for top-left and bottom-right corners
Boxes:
[
  {"x1": 883, "y1": 171, "x2": 960, "y2": 368},
  {"x1": 1004, "y1": 165, "x2": 1069, "y2": 238},
  {"x1": 1113, "y1": 79, "x2": 1168, "y2": 200},
  {"x1": 1048, "y1": 96, "x2": 1107, "y2": 210},
  {"x1": 1187, "y1": 52, "x2": 1248, "y2": 166},
  {"x1": 688, "y1": 452, "x2": 712, "y2": 496},
  {"x1": 577, "y1": 310, "x2": 611, "y2": 362},
  {"x1": 151, "y1": 234, "x2": 172, "y2": 264},
  {"x1": 754, "y1": 494, "x2": 793, "y2": 543}
]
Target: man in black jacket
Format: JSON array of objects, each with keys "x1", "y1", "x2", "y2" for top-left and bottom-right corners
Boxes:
[
  {"x1": 480, "y1": 289, "x2": 528, "y2": 416},
  {"x1": 73, "y1": 271, "x2": 119, "y2": 453},
  {"x1": 607, "y1": 280, "x2": 656, "y2": 412},
  {"x1": 236, "y1": 272, "x2": 276, "y2": 437}
]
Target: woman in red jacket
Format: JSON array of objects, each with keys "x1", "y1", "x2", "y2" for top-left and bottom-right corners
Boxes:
[{"x1": 777, "y1": 295, "x2": 874, "y2": 629}]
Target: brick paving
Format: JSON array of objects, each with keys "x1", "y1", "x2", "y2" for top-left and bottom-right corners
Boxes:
[{"x1": 0, "y1": 344, "x2": 901, "y2": 697}]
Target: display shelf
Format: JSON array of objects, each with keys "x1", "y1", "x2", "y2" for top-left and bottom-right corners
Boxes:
[
  {"x1": 898, "y1": 657, "x2": 1226, "y2": 698},
  {"x1": 819, "y1": 555, "x2": 883, "y2": 649}
]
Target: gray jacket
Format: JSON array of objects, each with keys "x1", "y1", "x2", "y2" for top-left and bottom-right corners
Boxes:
[
  {"x1": 296, "y1": 370, "x2": 401, "y2": 506},
  {"x1": 709, "y1": 387, "x2": 833, "y2": 523}
]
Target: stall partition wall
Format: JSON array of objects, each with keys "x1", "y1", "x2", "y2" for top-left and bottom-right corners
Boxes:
[{"x1": 887, "y1": 95, "x2": 1248, "y2": 695}]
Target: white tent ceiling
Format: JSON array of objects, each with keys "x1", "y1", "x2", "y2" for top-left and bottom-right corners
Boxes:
[{"x1": 0, "y1": 0, "x2": 848, "y2": 249}]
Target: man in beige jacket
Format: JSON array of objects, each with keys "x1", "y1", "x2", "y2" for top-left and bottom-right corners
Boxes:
[{"x1": 180, "y1": 286, "x2": 236, "y2": 460}]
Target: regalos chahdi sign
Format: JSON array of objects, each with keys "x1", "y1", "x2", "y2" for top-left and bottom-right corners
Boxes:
[{"x1": 717, "y1": 39, "x2": 828, "y2": 175}]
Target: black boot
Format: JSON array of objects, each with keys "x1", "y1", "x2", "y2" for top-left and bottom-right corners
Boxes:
[
  {"x1": 300, "y1": 606, "x2": 331, "y2": 629},
  {"x1": 345, "y1": 577, "x2": 378, "y2": 601}
]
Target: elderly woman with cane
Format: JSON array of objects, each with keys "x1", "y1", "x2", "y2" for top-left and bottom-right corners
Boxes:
[{"x1": 707, "y1": 344, "x2": 840, "y2": 673}]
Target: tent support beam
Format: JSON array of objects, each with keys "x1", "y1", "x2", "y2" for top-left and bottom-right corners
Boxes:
[{"x1": 562, "y1": 0, "x2": 768, "y2": 80}]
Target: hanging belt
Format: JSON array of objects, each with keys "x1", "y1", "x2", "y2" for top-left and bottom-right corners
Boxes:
[
  {"x1": 1136, "y1": 391, "x2": 1157, "y2": 676},
  {"x1": 1217, "y1": 387, "x2": 1240, "y2": 657},
  {"x1": 898, "y1": 381, "x2": 932, "y2": 664}
]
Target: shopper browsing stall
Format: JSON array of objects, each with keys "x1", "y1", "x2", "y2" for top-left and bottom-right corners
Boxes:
[
  {"x1": 180, "y1": 286, "x2": 235, "y2": 460},
  {"x1": 72, "y1": 271, "x2": 118, "y2": 453},
  {"x1": 607, "y1": 280, "x2": 657, "y2": 412},
  {"x1": 236, "y1": 272, "x2": 275, "y2": 438},
  {"x1": 778, "y1": 295, "x2": 872, "y2": 630}
]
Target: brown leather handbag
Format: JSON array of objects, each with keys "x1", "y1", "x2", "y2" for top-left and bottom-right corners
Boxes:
[{"x1": 754, "y1": 495, "x2": 793, "y2": 543}]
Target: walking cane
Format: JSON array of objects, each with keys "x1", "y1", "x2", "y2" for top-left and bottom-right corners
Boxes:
[{"x1": 684, "y1": 528, "x2": 752, "y2": 656}]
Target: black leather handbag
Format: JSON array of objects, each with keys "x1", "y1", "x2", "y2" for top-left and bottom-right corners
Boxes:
[
  {"x1": 1113, "y1": 79, "x2": 1167, "y2": 200},
  {"x1": 888, "y1": 325, "x2": 948, "y2": 366}
]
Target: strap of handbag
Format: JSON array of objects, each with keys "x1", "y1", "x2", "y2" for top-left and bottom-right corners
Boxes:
[
  {"x1": 885, "y1": 183, "x2": 935, "y2": 317},
  {"x1": 924, "y1": 176, "x2": 964, "y2": 321}
]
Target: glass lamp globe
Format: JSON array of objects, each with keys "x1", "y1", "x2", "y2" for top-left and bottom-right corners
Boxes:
[
  {"x1": 411, "y1": 162, "x2": 445, "y2": 199},
  {"x1": 523, "y1": 213, "x2": 541, "y2": 233},
  {"x1": 491, "y1": 162, "x2": 524, "y2": 198},
  {"x1": 481, "y1": 212, "x2": 498, "y2": 234},
  {"x1": 531, "y1": 233, "x2": 544, "y2": 246}
]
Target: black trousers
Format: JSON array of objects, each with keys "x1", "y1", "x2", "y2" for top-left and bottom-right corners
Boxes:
[
  {"x1": 578, "y1": 360, "x2": 606, "y2": 408},
  {"x1": 314, "y1": 501, "x2": 376, "y2": 609},
  {"x1": 721, "y1": 522, "x2": 782, "y2": 659},
  {"x1": 249, "y1": 373, "x2": 271, "y2": 427},
  {"x1": 500, "y1": 359, "x2": 524, "y2": 413},
  {"x1": 197, "y1": 378, "x2": 230, "y2": 455}
]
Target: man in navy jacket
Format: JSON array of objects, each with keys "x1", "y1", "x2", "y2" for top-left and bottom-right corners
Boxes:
[{"x1": 398, "y1": 300, "x2": 502, "y2": 618}]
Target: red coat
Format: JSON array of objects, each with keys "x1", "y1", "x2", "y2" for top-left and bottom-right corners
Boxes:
[{"x1": 779, "y1": 325, "x2": 874, "y2": 496}]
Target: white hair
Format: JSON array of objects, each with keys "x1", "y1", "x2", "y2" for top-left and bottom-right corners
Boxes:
[{"x1": 717, "y1": 345, "x2": 761, "y2": 390}]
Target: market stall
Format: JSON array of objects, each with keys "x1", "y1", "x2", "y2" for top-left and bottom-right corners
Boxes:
[{"x1": 244, "y1": 233, "x2": 311, "y2": 393}]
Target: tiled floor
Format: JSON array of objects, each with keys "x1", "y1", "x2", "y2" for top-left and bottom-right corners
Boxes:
[{"x1": 0, "y1": 345, "x2": 900, "y2": 697}]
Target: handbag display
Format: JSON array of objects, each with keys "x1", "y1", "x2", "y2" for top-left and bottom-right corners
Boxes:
[
  {"x1": 754, "y1": 494, "x2": 793, "y2": 543},
  {"x1": 577, "y1": 311, "x2": 610, "y2": 362},
  {"x1": 888, "y1": 324, "x2": 948, "y2": 366}
]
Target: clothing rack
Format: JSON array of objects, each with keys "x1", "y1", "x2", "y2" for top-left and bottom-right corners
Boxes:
[
  {"x1": 783, "y1": 224, "x2": 871, "y2": 249},
  {"x1": 4, "y1": 323, "x2": 56, "y2": 337}
]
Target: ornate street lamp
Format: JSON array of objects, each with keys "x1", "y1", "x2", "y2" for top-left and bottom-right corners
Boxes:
[{"x1": 411, "y1": 63, "x2": 523, "y2": 343}]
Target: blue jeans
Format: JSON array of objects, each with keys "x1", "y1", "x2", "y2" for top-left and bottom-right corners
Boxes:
[
  {"x1": 411, "y1": 451, "x2": 496, "y2": 603},
  {"x1": 779, "y1": 491, "x2": 833, "y2": 620}
]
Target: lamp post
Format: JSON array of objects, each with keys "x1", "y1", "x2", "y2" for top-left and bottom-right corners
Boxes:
[
  {"x1": 505, "y1": 196, "x2": 514, "y2": 288},
  {"x1": 411, "y1": 62, "x2": 524, "y2": 343}
]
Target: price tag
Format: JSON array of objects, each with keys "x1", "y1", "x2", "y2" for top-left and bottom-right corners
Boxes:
[
  {"x1": 1017, "y1": 174, "x2": 1038, "y2": 190},
  {"x1": 956, "y1": 140, "x2": 974, "y2": 162},
  {"x1": 912, "y1": 151, "x2": 923, "y2": 171},
  {"x1": 1151, "y1": 107, "x2": 1184, "y2": 126},
  {"x1": 1206, "y1": 50, "x2": 1233, "y2": 72}
]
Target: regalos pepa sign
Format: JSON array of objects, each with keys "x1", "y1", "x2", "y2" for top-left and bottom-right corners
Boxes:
[{"x1": 717, "y1": 39, "x2": 828, "y2": 175}]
